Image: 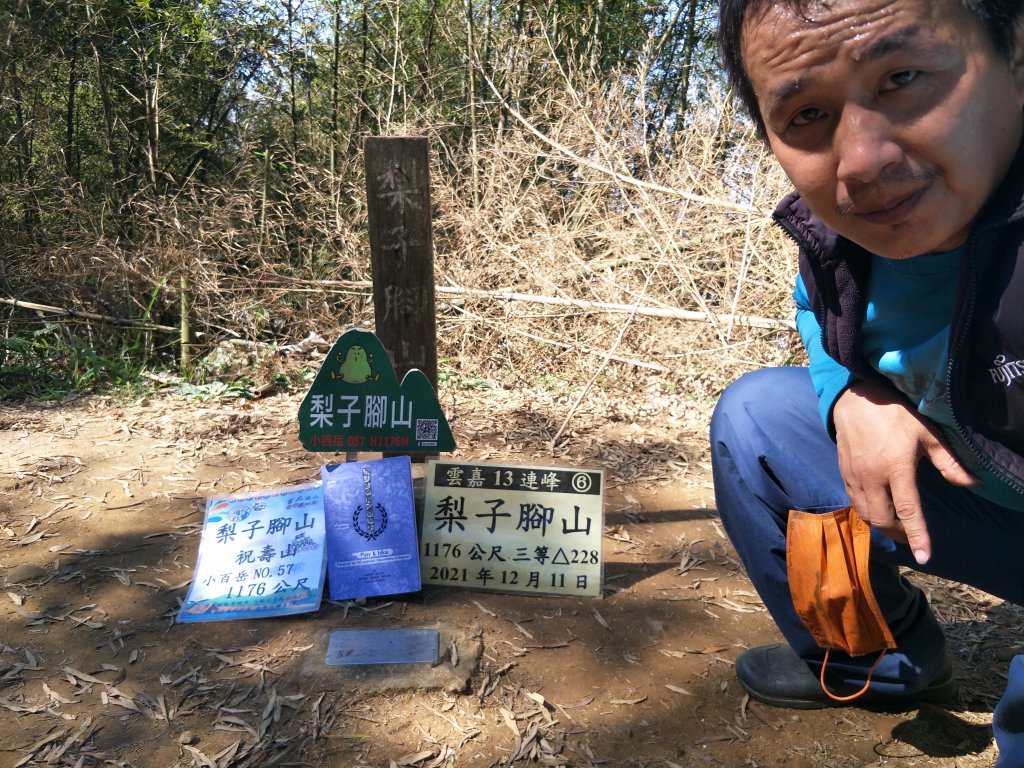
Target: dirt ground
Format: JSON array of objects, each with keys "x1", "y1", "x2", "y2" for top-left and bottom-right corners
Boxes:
[{"x1": 0, "y1": 370, "x2": 1019, "y2": 768}]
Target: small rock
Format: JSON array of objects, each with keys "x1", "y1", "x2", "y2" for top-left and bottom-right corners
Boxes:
[
  {"x1": 4, "y1": 563, "x2": 48, "y2": 584},
  {"x1": 178, "y1": 731, "x2": 197, "y2": 745},
  {"x1": 646, "y1": 618, "x2": 666, "y2": 634},
  {"x1": 608, "y1": 722, "x2": 633, "y2": 737}
]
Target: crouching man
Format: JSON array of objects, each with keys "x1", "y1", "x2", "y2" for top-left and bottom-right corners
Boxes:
[{"x1": 710, "y1": 0, "x2": 1024, "y2": 762}]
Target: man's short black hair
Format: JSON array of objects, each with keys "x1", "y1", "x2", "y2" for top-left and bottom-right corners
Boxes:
[{"x1": 718, "y1": 0, "x2": 1024, "y2": 140}]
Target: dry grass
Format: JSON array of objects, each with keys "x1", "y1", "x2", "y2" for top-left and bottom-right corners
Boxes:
[{"x1": 0, "y1": 66, "x2": 800, "y2": 406}]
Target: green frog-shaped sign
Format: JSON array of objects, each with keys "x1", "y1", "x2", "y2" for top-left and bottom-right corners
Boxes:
[{"x1": 298, "y1": 329, "x2": 455, "y2": 453}]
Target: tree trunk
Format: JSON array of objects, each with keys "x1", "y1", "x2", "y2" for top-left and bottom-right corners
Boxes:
[
  {"x1": 331, "y1": 0, "x2": 341, "y2": 176},
  {"x1": 10, "y1": 60, "x2": 28, "y2": 184},
  {"x1": 64, "y1": 21, "x2": 79, "y2": 183},
  {"x1": 85, "y1": 3, "x2": 122, "y2": 185},
  {"x1": 143, "y1": 50, "x2": 162, "y2": 188},
  {"x1": 419, "y1": 0, "x2": 438, "y2": 100},
  {"x1": 589, "y1": 0, "x2": 605, "y2": 73},
  {"x1": 678, "y1": 0, "x2": 700, "y2": 120},
  {"x1": 286, "y1": 0, "x2": 298, "y2": 158},
  {"x1": 0, "y1": 0, "x2": 27, "y2": 98},
  {"x1": 465, "y1": 0, "x2": 478, "y2": 205},
  {"x1": 347, "y1": 0, "x2": 369, "y2": 157}
]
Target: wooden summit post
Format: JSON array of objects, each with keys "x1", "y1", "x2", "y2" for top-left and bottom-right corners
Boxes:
[{"x1": 364, "y1": 137, "x2": 438, "y2": 390}]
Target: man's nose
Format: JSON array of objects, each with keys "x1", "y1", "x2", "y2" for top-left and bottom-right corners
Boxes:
[{"x1": 834, "y1": 105, "x2": 903, "y2": 185}]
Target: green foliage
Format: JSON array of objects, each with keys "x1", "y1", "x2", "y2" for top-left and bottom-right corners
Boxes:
[
  {"x1": 0, "y1": 0, "x2": 730, "y2": 388},
  {"x1": 535, "y1": 373, "x2": 575, "y2": 396},
  {"x1": 438, "y1": 358, "x2": 489, "y2": 390},
  {"x1": 0, "y1": 0, "x2": 720, "y2": 228},
  {"x1": 0, "y1": 324, "x2": 154, "y2": 400},
  {"x1": 0, "y1": 321, "x2": 292, "y2": 403},
  {"x1": 173, "y1": 379, "x2": 255, "y2": 401}
]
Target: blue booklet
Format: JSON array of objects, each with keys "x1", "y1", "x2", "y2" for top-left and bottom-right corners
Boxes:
[{"x1": 321, "y1": 456, "x2": 421, "y2": 601}]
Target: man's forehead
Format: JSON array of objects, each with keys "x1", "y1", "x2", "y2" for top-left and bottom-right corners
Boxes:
[
  {"x1": 742, "y1": 0, "x2": 960, "y2": 37},
  {"x1": 741, "y1": 0, "x2": 959, "y2": 75},
  {"x1": 757, "y1": 23, "x2": 927, "y2": 104}
]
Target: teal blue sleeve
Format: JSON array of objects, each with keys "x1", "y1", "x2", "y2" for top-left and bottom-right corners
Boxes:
[{"x1": 794, "y1": 274, "x2": 855, "y2": 434}]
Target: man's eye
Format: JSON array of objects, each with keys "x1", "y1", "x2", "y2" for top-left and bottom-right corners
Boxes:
[
  {"x1": 882, "y1": 69, "x2": 919, "y2": 90},
  {"x1": 791, "y1": 107, "x2": 826, "y2": 126}
]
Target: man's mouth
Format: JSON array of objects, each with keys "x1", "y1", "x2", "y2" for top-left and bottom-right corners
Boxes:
[
  {"x1": 854, "y1": 188, "x2": 928, "y2": 225},
  {"x1": 838, "y1": 180, "x2": 934, "y2": 226}
]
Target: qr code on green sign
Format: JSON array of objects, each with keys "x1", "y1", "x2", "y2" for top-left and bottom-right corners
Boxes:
[{"x1": 416, "y1": 419, "x2": 439, "y2": 443}]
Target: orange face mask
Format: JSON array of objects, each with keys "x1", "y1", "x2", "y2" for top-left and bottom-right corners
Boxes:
[{"x1": 787, "y1": 506, "x2": 896, "y2": 701}]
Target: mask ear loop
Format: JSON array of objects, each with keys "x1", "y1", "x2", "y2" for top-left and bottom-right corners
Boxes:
[{"x1": 819, "y1": 648, "x2": 888, "y2": 702}]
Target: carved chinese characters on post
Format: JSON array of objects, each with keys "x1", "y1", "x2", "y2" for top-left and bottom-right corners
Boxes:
[{"x1": 365, "y1": 137, "x2": 438, "y2": 384}]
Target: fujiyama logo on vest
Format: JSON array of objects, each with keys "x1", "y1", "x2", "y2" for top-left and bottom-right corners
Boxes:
[{"x1": 988, "y1": 355, "x2": 1024, "y2": 387}]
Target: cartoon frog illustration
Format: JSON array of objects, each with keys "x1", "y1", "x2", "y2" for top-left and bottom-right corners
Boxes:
[{"x1": 331, "y1": 344, "x2": 380, "y2": 383}]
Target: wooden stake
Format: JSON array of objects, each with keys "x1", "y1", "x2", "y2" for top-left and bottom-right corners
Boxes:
[{"x1": 364, "y1": 137, "x2": 438, "y2": 387}]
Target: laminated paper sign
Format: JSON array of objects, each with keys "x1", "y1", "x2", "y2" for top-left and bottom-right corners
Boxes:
[
  {"x1": 178, "y1": 482, "x2": 326, "y2": 622},
  {"x1": 322, "y1": 456, "x2": 421, "y2": 601},
  {"x1": 421, "y1": 461, "x2": 604, "y2": 597}
]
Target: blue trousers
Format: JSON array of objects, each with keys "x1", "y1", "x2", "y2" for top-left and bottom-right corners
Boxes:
[{"x1": 709, "y1": 367, "x2": 1024, "y2": 765}]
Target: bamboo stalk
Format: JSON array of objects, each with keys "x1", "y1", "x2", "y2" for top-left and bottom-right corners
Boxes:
[
  {"x1": 0, "y1": 297, "x2": 177, "y2": 332},
  {"x1": 466, "y1": 0, "x2": 479, "y2": 206},
  {"x1": 450, "y1": 304, "x2": 668, "y2": 372},
  {"x1": 256, "y1": 276, "x2": 795, "y2": 331},
  {"x1": 179, "y1": 274, "x2": 191, "y2": 371},
  {"x1": 480, "y1": 70, "x2": 759, "y2": 215}
]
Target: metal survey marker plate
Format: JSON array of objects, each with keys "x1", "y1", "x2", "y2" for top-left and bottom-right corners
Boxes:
[{"x1": 326, "y1": 628, "x2": 439, "y2": 666}]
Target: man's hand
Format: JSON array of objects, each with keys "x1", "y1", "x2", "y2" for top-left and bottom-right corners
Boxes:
[{"x1": 832, "y1": 380, "x2": 977, "y2": 564}]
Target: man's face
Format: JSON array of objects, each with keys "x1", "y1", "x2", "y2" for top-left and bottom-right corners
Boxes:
[{"x1": 743, "y1": 0, "x2": 1024, "y2": 258}]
